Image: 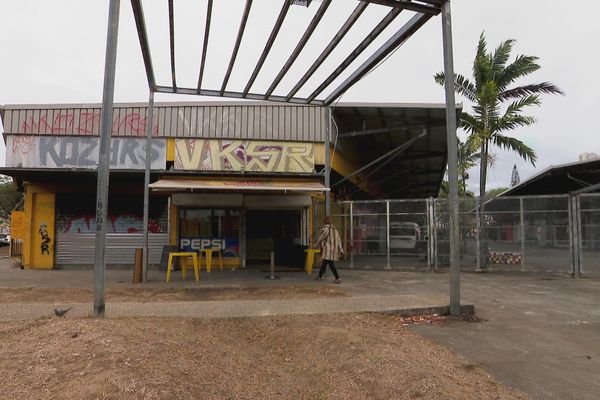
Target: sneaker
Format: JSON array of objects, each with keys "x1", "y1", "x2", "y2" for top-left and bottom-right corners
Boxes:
[
  {"x1": 316, "y1": 276, "x2": 323, "y2": 281},
  {"x1": 334, "y1": 279, "x2": 341, "y2": 284}
]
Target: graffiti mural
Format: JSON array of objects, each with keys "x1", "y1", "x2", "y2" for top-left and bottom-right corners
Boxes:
[
  {"x1": 61, "y1": 214, "x2": 163, "y2": 234},
  {"x1": 6, "y1": 136, "x2": 166, "y2": 170},
  {"x1": 175, "y1": 139, "x2": 314, "y2": 173},
  {"x1": 39, "y1": 223, "x2": 51, "y2": 255},
  {"x1": 19, "y1": 111, "x2": 158, "y2": 136}
]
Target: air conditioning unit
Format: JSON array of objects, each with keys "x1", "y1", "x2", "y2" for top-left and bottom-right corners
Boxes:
[{"x1": 579, "y1": 152, "x2": 599, "y2": 161}]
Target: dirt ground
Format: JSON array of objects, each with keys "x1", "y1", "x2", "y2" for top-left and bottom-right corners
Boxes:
[
  {"x1": 0, "y1": 286, "x2": 346, "y2": 303},
  {"x1": 0, "y1": 313, "x2": 526, "y2": 400}
]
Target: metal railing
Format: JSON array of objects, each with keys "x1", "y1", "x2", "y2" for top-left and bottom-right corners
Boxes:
[{"x1": 315, "y1": 193, "x2": 600, "y2": 277}]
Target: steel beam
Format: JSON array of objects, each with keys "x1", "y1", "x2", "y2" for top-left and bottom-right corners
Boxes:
[
  {"x1": 221, "y1": 0, "x2": 253, "y2": 95},
  {"x1": 130, "y1": 0, "x2": 155, "y2": 89},
  {"x1": 325, "y1": 107, "x2": 332, "y2": 216},
  {"x1": 333, "y1": 130, "x2": 426, "y2": 187},
  {"x1": 264, "y1": 0, "x2": 332, "y2": 98},
  {"x1": 197, "y1": 0, "x2": 213, "y2": 90},
  {"x1": 243, "y1": 1, "x2": 290, "y2": 96},
  {"x1": 441, "y1": 0, "x2": 461, "y2": 316},
  {"x1": 154, "y1": 85, "x2": 325, "y2": 105},
  {"x1": 362, "y1": 0, "x2": 440, "y2": 15},
  {"x1": 338, "y1": 123, "x2": 428, "y2": 138},
  {"x1": 168, "y1": 0, "x2": 177, "y2": 88},
  {"x1": 286, "y1": 2, "x2": 368, "y2": 100},
  {"x1": 307, "y1": 7, "x2": 402, "y2": 103},
  {"x1": 142, "y1": 91, "x2": 154, "y2": 283},
  {"x1": 386, "y1": 200, "x2": 391, "y2": 269},
  {"x1": 94, "y1": 0, "x2": 120, "y2": 318},
  {"x1": 324, "y1": 13, "x2": 431, "y2": 105}
]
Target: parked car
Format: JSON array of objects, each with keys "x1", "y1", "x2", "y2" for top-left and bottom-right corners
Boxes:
[
  {"x1": 390, "y1": 222, "x2": 421, "y2": 253},
  {"x1": 0, "y1": 233, "x2": 10, "y2": 246}
]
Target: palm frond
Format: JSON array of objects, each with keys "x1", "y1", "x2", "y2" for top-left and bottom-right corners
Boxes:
[
  {"x1": 434, "y1": 73, "x2": 478, "y2": 103},
  {"x1": 459, "y1": 112, "x2": 483, "y2": 136},
  {"x1": 496, "y1": 55, "x2": 540, "y2": 90},
  {"x1": 492, "y1": 134, "x2": 537, "y2": 165},
  {"x1": 491, "y1": 39, "x2": 515, "y2": 73},
  {"x1": 473, "y1": 32, "x2": 489, "y2": 88},
  {"x1": 493, "y1": 114, "x2": 537, "y2": 133},
  {"x1": 504, "y1": 94, "x2": 541, "y2": 116},
  {"x1": 499, "y1": 82, "x2": 565, "y2": 101}
]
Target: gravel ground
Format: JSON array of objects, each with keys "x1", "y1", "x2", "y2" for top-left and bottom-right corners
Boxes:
[{"x1": 0, "y1": 313, "x2": 527, "y2": 400}]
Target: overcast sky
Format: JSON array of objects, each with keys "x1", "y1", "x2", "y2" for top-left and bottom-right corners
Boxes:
[{"x1": 1, "y1": 0, "x2": 598, "y2": 192}]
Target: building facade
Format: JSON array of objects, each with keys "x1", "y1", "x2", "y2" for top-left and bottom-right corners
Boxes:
[{"x1": 1, "y1": 101, "x2": 449, "y2": 269}]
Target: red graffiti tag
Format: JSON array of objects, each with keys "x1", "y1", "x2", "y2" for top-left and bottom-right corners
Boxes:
[{"x1": 20, "y1": 111, "x2": 159, "y2": 136}]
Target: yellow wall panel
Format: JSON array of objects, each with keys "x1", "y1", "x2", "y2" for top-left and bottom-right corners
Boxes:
[{"x1": 30, "y1": 193, "x2": 55, "y2": 269}]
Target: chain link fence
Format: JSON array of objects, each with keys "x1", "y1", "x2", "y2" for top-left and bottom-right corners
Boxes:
[{"x1": 315, "y1": 193, "x2": 600, "y2": 276}]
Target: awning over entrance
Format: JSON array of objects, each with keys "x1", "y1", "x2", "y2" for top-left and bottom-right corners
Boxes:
[{"x1": 149, "y1": 177, "x2": 329, "y2": 193}]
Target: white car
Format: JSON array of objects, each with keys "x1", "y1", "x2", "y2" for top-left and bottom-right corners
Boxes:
[
  {"x1": 390, "y1": 222, "x2": 420, "y2": 251},
  {"x1": 0, "y1": 233, "x2": 10, "y2": 246}
]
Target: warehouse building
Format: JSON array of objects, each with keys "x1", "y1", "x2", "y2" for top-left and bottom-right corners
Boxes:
[{"x1": 0, "y1": 101, "x2": 450, "y2": 269}]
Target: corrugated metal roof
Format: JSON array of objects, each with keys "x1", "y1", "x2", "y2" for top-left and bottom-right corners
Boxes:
[{"x1": 0, "y1": 102, "x2": 326, "y2": 142}]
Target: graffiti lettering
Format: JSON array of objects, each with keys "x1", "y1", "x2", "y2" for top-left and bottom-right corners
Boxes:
[
  {"x1": 20, "y1": 111, "x2": 158, "y2": 136},
  {"x1": 62, "y1": 214, "x2": 162, "y2": 234},
  {"x1": 175, "y1": 139, "x2": 314, "y2": 173},
  {"x1": 7, "y1": 136, "x2": 166, "y2": 170},
  {"x1": 39, "y1": 223, "x2": 51, "y2": 255}
]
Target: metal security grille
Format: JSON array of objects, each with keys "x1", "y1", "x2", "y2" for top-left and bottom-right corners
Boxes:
[{"x1": 54, "y1": 194, "x2": 169, "y2": 266}]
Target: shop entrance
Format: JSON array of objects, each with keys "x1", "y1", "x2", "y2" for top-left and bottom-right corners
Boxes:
[{"x1": 246, "y1": 210, "x2": 305, "y2": 267}]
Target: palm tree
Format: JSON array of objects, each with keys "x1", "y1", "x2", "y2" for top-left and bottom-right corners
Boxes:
[
  {"x1": 435, "y1": 33, "x2": 563, "y2": 198},
  {"x1": 457, "y1": 137, "x2": 479, "y2": 196},
  {"x1": 436, "y1": 33, "x2": 563, "y2": 269}
]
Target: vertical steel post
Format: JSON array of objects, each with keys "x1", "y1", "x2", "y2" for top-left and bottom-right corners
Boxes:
[
  {"x1": 475, "y1": 196, "x2": 481, "y2": 272},
  {"x1": 142, "y1": 91, "x2": 155, "y2": 282},
  {"x1": 568, "y1": 195, "x2": 575, "y2": 277},
  {"x1": 433, "y1": 198, "x2": 438, "y2": 271},
  {"x1": 519, "y1": 197, "x2": 526, "y2": 271},
  {"x1": 325, "y1": 107, "x2": 332, "y2": 217},
  {"x1": 241, "y1": 201, "x2": 246, "y2": 270},
  {"x1": 386, "y1": 200, "x2": 391, "y2": 269},
  {"x1": 94, "y1": 0, "x2": 121, "y2": 318},
  {"x1": 427, "y1": 197, "x2": 434, "y2": 272},
  {"x1": 350, "y1": 201, "x2": 354, "y2": 269},
  {"x1": 441, "y1": 0, "x2": 461, "y2": 316},
  {"x1": 576, "y1": 195, "x2": 583, "y2": 277}
]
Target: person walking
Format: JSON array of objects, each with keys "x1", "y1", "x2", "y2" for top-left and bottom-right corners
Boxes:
[{"x1": 316, "y1": 216, "x2": 343, "y2": 284}]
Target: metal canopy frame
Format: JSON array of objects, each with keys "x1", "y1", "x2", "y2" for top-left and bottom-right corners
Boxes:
[
  {"x1": 129, "y1": 0, "x2": 441, "y2": 106},
  {"x1": 93, "y1": 0, "x2": 460, "y2": 317}
]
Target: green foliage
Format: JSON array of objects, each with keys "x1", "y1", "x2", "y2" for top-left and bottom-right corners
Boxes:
[
  {"x1": 0, "y1": 176, "x2": 23, "y2": 219},
  {"x1": 485, "y1": 187, "x2": 510, "y2": 198},
  {"x1": 438, "y1": 180, "x2": 475, "y2": 198},
  {"x1": 436, "y1": 32, "x2": 563, "y2": 197}
]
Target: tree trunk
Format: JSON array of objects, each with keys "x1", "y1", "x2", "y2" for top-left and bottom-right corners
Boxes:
[{"x1": 477, "y1": 140, "x2": 488, "y2": 269}]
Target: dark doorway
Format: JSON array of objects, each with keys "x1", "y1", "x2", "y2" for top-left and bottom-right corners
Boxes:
[{"x1": 246, "y1": 210, "x2": 304, "y2": 267}]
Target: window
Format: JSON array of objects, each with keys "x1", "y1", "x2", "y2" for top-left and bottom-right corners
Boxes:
[{"x1": 179, "y1": 208, "x2": 240, "y2": 257}]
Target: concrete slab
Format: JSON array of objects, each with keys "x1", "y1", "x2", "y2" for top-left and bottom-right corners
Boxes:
[{"x1": 410, "y1": 273, "x2": 600, "y2": 400}]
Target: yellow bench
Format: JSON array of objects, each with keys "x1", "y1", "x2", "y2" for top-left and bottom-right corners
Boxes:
[
  {"x1": 304, "y1": 249, "x2": 320, "y2": 274},
  {"x1": 166, "y1": 252, "x2": 200, "y2": 282},
  {"x1": 200, "y1": 248, "x2": 223, "y2": 272}
]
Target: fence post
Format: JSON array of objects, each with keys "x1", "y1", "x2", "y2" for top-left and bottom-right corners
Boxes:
[
  {"x1": 568, "y1": 195, "x2": 575, "y2": 277},
  {"x1": 350, "y1": 201, "x2": 354, "y2": 269},
  {"x1": 475, "y1": 196, "x2": 482, "y2": 272},
  {"x1": 386, "y1": 200, "x2": 391, "y2": 270},
  {"x1": 433, "y1": 198, "x2": 438, "y2": 271},
  {"x1": 576, "y1": 195, "x2": 583, "y2": 277},
  {"x1": 520, "y1": 197, "x2": 526, "y2": 271},
  {"x1": 427, "y1": 197, "x2": 434, "y2": 272}
]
